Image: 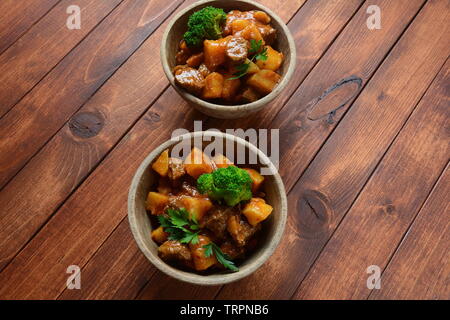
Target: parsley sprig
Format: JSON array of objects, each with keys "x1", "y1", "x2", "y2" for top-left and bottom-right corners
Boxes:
[
  {"x1": 203, "y1": 242, "x2": 239, "y2": 272},
  {"x1": 229, "y1": 39, "x2": 268, "y2": 80},
  {"x1": 158, "y1": 208, "x2": 200, "y2": 244}
]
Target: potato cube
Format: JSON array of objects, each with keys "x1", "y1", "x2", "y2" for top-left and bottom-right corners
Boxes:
[
  {"x1": 186, "y1": 52, "x2": 204, "y2": 68},
  {"x1": 151, "y1": 226, "x2": 168, "y2": 244},
  {"x1": 181, "y1": 196, "x2": 213, "y2": 221},
  {"x1": 253, "y1": 11, "x2": 271, "y2": 24},
  {"x1": 231, "y1": 19, "x2": 253, "y2": 34},
  {"x1": 189, "y1": 235, "x2": 217, "y2": 271},
  {"x1": 146, "y1": 192, "x2": 169, "y2": 215},
  {"x1": 184, "y1": 147, "x2": 214, "y2": 179},
  {"x1": 256, "y1": 46, "x2": 284, "y2": 71},
  {"x1": 240, "y1": 24, "x2": 264, "y2": 44},
  {"x1": 243, "y1": 168, "x2": 265, "y2": 193},
  {"x1": 246, "y1": 69, "x2": 281, "y2": 95},
  {"x1": 203, "y1": 38, "x2": 228, "y2": 70},
  {"x1": 212, "y1": 154, "x2": 234, "y2": 168},
  {"x1": 203, "y1": 72, "x2": 224, "y2": 99},
  {"x1": 152, "y1": 149, "x2": 169, "y2": 177},
  {"x1": 222, "y1": 74, "x2": 241, "y2": 101},
  {"x1": 246, "y1": 59, "x2": 260, "y2": 74},
  {"x1": 242, "y1": 198, "x2": 273, "y2": 226}
]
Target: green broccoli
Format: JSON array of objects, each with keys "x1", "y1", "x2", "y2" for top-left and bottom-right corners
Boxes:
[
  {"x1": 183, "y1": 6, "x2": 227, "y2": 47},
  {"x1": 197, "y1": 166, "x2": 253, "y2": 207}
]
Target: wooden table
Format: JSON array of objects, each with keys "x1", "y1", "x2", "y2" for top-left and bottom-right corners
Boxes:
[{"x1": 0, "y1": 0, "x2": 448, "y2": 300}]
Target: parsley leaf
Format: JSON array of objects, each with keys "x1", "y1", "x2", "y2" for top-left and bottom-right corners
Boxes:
[
  {"x1": 227, "y1": 39, "x2": 268, "y2": 81},
  {"x1": 203, "y1": 242, "x2": 239, "y2": 272},
  {"x1": 158, "y1": 208, "x2": 200, "y2": 245},
  {"x1": 229, "y1": 63, "x2": 250, "y2": 80}
]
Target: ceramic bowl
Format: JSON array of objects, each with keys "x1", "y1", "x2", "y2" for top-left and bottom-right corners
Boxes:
[
  {"x1": 128, "y1": 131, "x2": 287, "y2": 285},
  {"x1": 161, "y1": 0, "x2": 297, "y2": 119}
]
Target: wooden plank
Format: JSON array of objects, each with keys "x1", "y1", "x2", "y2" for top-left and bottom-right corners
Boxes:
[
  {"x1": 0, "y1": 0, "x2": 124, "y2": 118},
  {"x1": 0, "y1": 0, "x2": 183, "y2": 189},
  {"x1": 0, "y1": 0, "x2": 60, "y2": 54},
  {"x1": 59, "y1": 0, "x2": 318, "y2": 300},
  {"x1": 293, "y1": 59, "x2": 450, "y2": 299},
  {"x1": 0, "y1": 2, "x2": 302, "y2": 297},
  {"x1": 0, "y1": 0, "x2": 186, "y2": 273},
  {"x1": 216, "y1": 0, "x2": 450, "y2": 299},
  {"x1": 369, "y1": 165, "x2": 450, "y2": 300}
]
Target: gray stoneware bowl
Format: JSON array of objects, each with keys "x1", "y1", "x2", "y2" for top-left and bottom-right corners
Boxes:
[
  {"x1": 161, "y1": 0, "x2": 297, "y2": 119},
  {"x1": 128, "y1": 131, "x2": 287, "y2": 285}
]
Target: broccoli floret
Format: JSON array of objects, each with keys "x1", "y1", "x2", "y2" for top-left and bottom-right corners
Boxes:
[
  {"x1": 183, "y1": 6, "x2": 227, "y2": 47},
  {"x1": 197, "y1": 166, "x2": 253, "y2": 207}
]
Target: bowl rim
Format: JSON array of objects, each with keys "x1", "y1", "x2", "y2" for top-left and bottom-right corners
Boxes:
[
  {"x1": 128, "y1": 131, "x2": 287, "y2": 285},
  {"x1": 160, "y1": 0, "x2": 297, "y2": 113}
]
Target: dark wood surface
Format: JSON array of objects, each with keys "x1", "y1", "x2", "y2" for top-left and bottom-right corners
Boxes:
[{"x1": 0, "y1": 0, "x2": 448, "y2": 300}]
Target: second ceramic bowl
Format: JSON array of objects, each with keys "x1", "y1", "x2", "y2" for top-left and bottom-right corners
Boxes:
[{"x1": 161, "y1": 0, "x2": 297, "y2": 119}]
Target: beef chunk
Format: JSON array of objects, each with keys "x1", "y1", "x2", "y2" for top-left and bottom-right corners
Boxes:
[
  {"x1": 158, "y1": 240, "x2": 192, "y2": 266},
  {"x1": 174, "y1": 66, "x2": 205, "y2": 95},
  {"x1": 220, "y1": 240, "x2": 245, "y2": 260},
  {"x1": 168, "y1": 157, "x2": 185, "y2": 180},
  {"x1": 257, "y1": 24, "x2": 276, "y2": 45},
  {"x1": 226, "y1": 37, "x2": 249, "y2": 64},
  {"x1": 203, "y1": 206, "x2": 236, "y2": 241},
  {"x1": 227, "y1": 214, "x2": 261, "y2": 247}
]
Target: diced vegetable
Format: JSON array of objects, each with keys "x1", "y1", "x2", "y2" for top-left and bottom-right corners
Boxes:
[
  {"x1": 231, "y1": 19, "x2": 252, "y2": 34},
  {"x1": 189, "y1": 235, "x2": 217, "y2": 271},
  {"x1": 256, "y1": 45, "x2": 283, "y2": 71},
  {"x1": 184, "y1": 147, "x2": 214, "y2": 179},
  {"x1": 181, "y1": 196, "x2": 213, "y2": 221},
  {"x1": 203, "y1": 72, "x2": 224, "y2": 99},
  {"x1": 242, "y1": 197, "x2": 273, "y2": 226},
  {"x1": 212, "y1": 154, "x2": 234, "y2": 168},
  {"x1": 253, "y1": 11, "x2": 271, "y2": 24},
  {"x1": 246, "y1": 69, "x2": 281, "y2": 95},
  {"x1": 152, "y1": 149, "x2": 169, "y2": 177},
  {"x1": 243, "y1": 168, "x2": 264, "y2": 193},
  {"x1": 151, "y1": 226, "x2": 168, "y2": 244},
  {"x1": 186, "y1": 52, "x2": 204, "y2": 68},
  {"x1": 239, "y1": 24, "x2": 264, "y2": 44},
  {"x1": 246, "y1": 58, "x2": 260, "y2": 74},
  {"x1": 204, "y1": 38, "x2": 228, "y2": 70},
  {"x1": 146, "y1": 192, "x2": 169, "y2": 215},
  {"x1": 222, "y1": 74, "x2": 241, "y2": 101}
]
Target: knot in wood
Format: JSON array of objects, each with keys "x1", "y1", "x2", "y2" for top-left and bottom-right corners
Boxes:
[
  {"x1": 296, "y1": 190, "x2": 332, "y2": 239},
  {"x1": 68, "y1": 112, "x2": 104, "y2": 138}
]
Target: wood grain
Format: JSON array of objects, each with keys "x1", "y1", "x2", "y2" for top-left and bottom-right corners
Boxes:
[
  {"x1": 216, "y1": 0, "x2": 450, "y2": 299},
  {"x1": 294, "y1": 58, "x2": 450, "y2": 299},
  {"x1": 0, "y1": 0, "x2": 186, "y2": 274},
  {"x1": 0, "y1": 0, "x2": 308, "y2": 297},
  {"x1": 369, "y1": 165, "x2": 450, "y2": 300},
  {"x1": 59, "y1": 0, "x2": 312, "y2": 300},
  {"x1": 0, "y1": 0, "x2": 447, "y2": 300},
  {"x1": 0, "y1": 0, "x2": 124, "y2": 118},
  {"x1": 60, "y1": 0, "x2": 364, "y2": 300},
  {"x1": 0, "y1": 0, "x2": 183, "y2": 190},
  {"x1": 0, "y1": 0, "x2": 60, "y2": 54}
]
